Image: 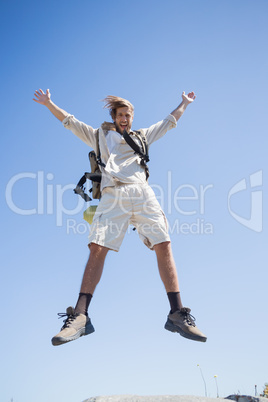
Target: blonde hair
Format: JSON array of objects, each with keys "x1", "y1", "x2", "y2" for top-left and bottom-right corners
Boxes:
[{"x1": 102, "y1": 95, "x2": 134, "y2": 120}]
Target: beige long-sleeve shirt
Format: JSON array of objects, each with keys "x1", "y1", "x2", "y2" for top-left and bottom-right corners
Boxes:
[{"x1": 62, "y1": 114, "x2": 177, "y2": 190}]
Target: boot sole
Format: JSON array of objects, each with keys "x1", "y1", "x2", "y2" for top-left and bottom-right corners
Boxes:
[
  {"x1": 165, "y1": 320, "x2": 207, "y2": 343},
  {"x1": 51, "y1": 322, "x2": 95, "y2": 346}
]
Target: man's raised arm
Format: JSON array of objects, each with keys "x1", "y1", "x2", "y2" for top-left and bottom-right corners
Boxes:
[
  {"x1": 171, "y1": 91, "x2": 196, "y2": 121},
  {"x1": 33, "y1": 89, "x2": 68, "y2": 122}
]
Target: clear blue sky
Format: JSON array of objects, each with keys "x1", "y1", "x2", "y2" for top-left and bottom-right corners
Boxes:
[{"x1": 1, "y1": 1, "x2": 267, "y2": 401}]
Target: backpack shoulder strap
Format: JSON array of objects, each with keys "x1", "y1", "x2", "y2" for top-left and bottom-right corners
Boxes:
[
  {"x1": 95, "y1": 128, "x2": 105, "y2": 168},
  {"x1": 122, "y1": 130, "x2": 149, "y2": 162},
  {"x1": 122, "y1": 129, "x2": 150, "y2": 180},
  {"x1": 133, "y1": 130, "x2": 149, "y2": 163}
]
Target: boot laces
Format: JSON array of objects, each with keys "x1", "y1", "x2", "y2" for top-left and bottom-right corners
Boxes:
[
  {"x1": 180, "y1": 308, "x2": 196, "y2": 327},
  {"x1": 57, "y1": 311, "x2": 78, "y2": 330}
]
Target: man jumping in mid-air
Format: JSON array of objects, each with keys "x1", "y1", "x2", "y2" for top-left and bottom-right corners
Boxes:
[{"x1": 33, "y1": 88, "x2": 207, "y2": 345}]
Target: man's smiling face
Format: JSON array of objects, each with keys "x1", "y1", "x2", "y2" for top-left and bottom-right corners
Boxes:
[{"x1": 114, "y1": 106, "x2": 134, "y2": 135}]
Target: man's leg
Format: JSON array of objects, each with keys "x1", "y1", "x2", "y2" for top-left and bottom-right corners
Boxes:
[
  {"x1": 51, "y1": 243, "x2": 109, "y2": 346},
  {"x1": 154, "y1": 241, "x2": 183, "y2": 312},
  {"x1": 81, "y1": 243, "x2": 109, "y2": 294},
  {"x1": 154, "y1": 241, "x2": 207, "y2": 343},
  {"x1": 74, "y1": 243, "x2": 109, "y2": 314},
  {"x1": 154, "y1": 241, "x2": 179, "y2": 292}
]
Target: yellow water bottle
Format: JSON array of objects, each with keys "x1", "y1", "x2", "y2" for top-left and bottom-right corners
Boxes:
[{"x1": 83, "y1": 205, "x2": 98, "y2": 224}]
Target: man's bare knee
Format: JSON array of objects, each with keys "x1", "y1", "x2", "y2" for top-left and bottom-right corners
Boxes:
[
  {"x1": 154, "y1": 241, "x2": 171, "y2": 254},
  {"x1": 88, "y1": 242, "x2": 109, "y2": 258}
]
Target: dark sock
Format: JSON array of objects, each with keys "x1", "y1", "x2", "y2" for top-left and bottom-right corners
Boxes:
[
  {"x1": 167, "y1": 291, "x2": 183, "y2": 313},
  {"x1": 74, "y1": 292, "x2": 93, "y2": 315}
]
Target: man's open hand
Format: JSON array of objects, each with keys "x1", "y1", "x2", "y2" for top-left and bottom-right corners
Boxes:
[
  {"x1": 33, "y1": 88, "x2": 51, "y2": 105},
  {"x1": 182, "y1": 91, "x2": 196, "y2": 104}
]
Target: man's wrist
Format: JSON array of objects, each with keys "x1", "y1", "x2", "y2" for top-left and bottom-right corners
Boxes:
[
  {"x1": 181, "y1": 98, "x2": 191, "y2": 107},
  {"x1": 45, "y1": 99, "x2": 53, "y2": 107}
]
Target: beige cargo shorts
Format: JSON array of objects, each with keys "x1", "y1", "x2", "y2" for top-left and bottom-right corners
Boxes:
[{"x1": 88, "y1": 183, "x2": 170, "y2": 251}]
